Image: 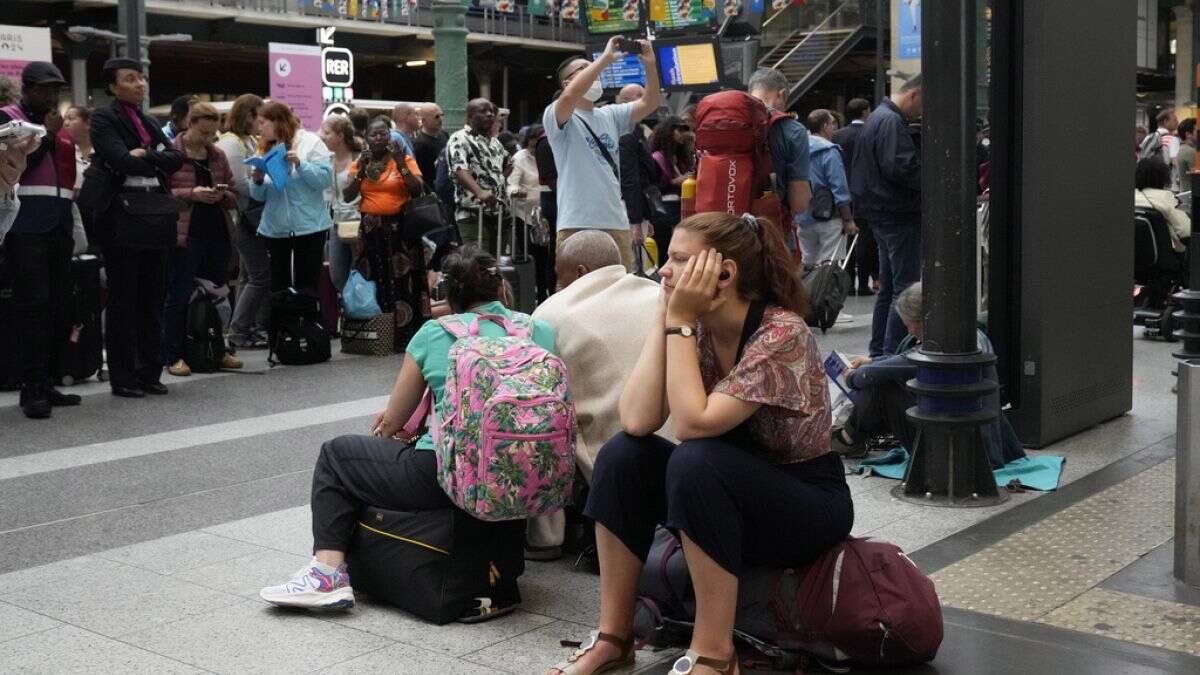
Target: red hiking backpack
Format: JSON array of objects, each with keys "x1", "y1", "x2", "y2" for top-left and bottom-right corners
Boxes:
[{"x1": 693, "y1": 91, "x2": 794, "y2": 230}]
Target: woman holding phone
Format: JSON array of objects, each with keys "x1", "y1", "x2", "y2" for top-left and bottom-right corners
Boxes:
[{"x1": 163, "y1": 102, "x2": 242, "y2": 376}]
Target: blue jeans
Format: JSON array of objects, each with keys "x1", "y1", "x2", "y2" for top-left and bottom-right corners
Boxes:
[{"x1": 870, "y1": 216, "x2": 921, "y2": 357}]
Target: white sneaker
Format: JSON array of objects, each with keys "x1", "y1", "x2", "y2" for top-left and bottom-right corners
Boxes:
[
  {"x1": 836, "y1": 313, "x2": 854, "y2": 324},
  {"x1": 259, "y1": 559, "x2": 355, "y2": 610}
]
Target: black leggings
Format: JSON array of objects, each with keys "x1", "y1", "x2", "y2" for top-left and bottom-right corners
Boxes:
[
  {"x1": 311, "y1": 435, "x2": 451, "y2": 552},
  {"x1": 266, "y1": 230, "x2": 326, "y2": 295},
  {"x1": 585, "y1": 433, "x2": 853, "y2": 576}
]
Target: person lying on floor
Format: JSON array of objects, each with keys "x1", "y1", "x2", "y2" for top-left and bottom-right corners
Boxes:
[
  {"x1": 832, "y1": 282, "x2": 1024, "y2": 467},
  {"x1": 260, "y1": 245, "x2": 556, "y2": 611},
  {"x1": 525, "y1": 229, "x2": 673, "y2": 560},
  {"x1": 548, "y1": 213, "x2": 852, "y2": 675}
]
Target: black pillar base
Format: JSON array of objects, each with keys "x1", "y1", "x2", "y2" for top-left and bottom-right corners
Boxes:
[
  {"x1": 1172, "y1": 288, "x2": 1200, "y2": 360},
  {"x1": 894, "y1": 349, "x2": 1007, "y2": 508}
]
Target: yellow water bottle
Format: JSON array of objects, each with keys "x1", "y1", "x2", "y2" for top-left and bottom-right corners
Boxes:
[{"x1": 681, "y1": 173, "x2": 697, "y2": 220}]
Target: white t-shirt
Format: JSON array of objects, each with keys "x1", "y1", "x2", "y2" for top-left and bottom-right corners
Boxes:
[{"x1": 543, "y1": 101, "x2": 634, "y2": 232}]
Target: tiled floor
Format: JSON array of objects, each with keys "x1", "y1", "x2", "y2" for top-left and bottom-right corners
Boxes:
[{"x1": 1, "y1": 299, "x2": 1197, "y2": 672}]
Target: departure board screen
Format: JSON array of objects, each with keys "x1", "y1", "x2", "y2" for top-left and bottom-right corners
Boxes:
[
  {"x1": 592, "y1": 51, "x2": 647, "y2": 89},
  {"x1": 656, "y1": 37, "x2": 723, "y2": 91}
]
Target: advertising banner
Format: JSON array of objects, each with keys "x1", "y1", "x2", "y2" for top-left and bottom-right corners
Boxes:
[
  {"x1": 0, "y1": 25, "x2": 52, "y2": 83},
  {"x1": 269, "y1": 43, "x2": 324, "y2": 132},
  {"x1": 898, "y1": 0, "x2": 921, "y2": 59}
]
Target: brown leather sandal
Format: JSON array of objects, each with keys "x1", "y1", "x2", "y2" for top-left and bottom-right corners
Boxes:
[
  {"x1": 669, "y1": 649, "x2": 738, "y2": 674},
  {"x1": 551, "y1": 630, "x2": 636, "y2": 674}
]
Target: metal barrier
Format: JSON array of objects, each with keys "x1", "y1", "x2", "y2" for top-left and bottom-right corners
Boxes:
[{"x1": 1177, "y1": 360, "x2": 1200, "y2": 588}]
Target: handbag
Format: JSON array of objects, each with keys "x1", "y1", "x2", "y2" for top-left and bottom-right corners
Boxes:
[
  {"x1": 643, "y1": 184, "x2": 670, "y2": 221},
  {"x1": 342, "y1": 269, "x2": 382, "y2": 320},
  {"x1": 76, "y1": 161, "x2": 119, "y2": 214},
  {"x1": 398, "y1": 192, "x2": 448, "y2": 240},
  {"x1": 112, "y1": 189, "x2": 184, "y2": 249},
  {"x1": 337, "y1": 219, "x2": 360, "y2": 244},
  {"x1": 809, "y1": 188, "x2": 836, "y2": 222}
]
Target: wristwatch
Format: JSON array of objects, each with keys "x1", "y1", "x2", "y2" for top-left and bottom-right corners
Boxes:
[{"x1": 665, "y1": 325, "x2": 696, "y2": 338}]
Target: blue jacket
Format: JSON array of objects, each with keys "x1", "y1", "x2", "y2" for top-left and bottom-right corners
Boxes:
[
  {"x1": 798, "y1": 135, "x2": 852, "y2": 226},
  {"x1": 247, "y1": 129, "x2": 333, "y2": 238},
  {"x1": 848, "y1": 99, "x2": 921, "y2": 221}
]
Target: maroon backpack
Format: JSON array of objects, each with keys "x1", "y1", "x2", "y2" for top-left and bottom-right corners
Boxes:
[
  {"x1": 773, "y1": 537, "x2": 944, "y2": 667},
  {"x1": 634, "y1": 534, "x2": 944, "y2": 670}
]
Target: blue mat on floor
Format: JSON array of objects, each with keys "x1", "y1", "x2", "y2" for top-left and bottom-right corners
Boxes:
[{"x1": 853, "y1": 448, "x2": 1065, "y2": 491}]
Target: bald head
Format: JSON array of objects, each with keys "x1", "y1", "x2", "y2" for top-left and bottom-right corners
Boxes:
[
  {"x1": 392, "y1": 102, "x2": 419, "y2": 135},
  {"x1": 617, "y1": 84, "x2": 644, "y2": 104},
  {"x1": 555, "y1": 230, "x2": 622, "y2": 291},
  {"x1": 421, "y1": 103, "x2": 444, "y2": 135}
]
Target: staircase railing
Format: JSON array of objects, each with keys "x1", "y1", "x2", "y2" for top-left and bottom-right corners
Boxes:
[{"x1": 767, "y1": 0, "x2": 861, "y2": 72}]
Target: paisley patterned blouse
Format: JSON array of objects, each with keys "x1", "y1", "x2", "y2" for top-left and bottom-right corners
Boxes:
[{"x1": 697, "y1": 305, "x2": 832, "y2": 465}]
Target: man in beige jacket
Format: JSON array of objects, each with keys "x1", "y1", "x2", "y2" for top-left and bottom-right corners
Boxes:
[{"x1": 527, "y1": 229, "x2": 668, "y2": 558}]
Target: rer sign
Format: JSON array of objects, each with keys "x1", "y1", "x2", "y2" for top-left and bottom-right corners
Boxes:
[{"x1": 321, "y1": 47, "x2": 353, "y2": 88}]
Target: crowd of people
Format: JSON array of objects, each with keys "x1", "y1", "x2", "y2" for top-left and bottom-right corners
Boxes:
[
  {"x1": 1134, "y1": 107, "x2": 1194, "y2": 271},
  {"x1": 1, "y1": 43, "x2": 982, "y2": 673}
]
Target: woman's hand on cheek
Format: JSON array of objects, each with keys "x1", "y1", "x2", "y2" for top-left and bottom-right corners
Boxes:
[{"x1": 666, "y1": 249, "x2": 721, "y2": 325}]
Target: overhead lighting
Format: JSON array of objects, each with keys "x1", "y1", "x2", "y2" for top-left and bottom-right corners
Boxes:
[{"x1": 405, "y1": 60, "x2": 429, "y2": 67}]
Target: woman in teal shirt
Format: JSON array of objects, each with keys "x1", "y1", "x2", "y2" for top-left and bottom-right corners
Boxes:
[{"x1": 260, "y1": 245, "x2": 556, "y2": 611}]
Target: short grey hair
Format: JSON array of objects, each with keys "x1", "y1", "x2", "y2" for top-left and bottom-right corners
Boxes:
[
  {"x1": 558, "y1": 229, "x2": 621, "y2": 271},
  {"x1": 895, "y1": 282, "x2": 923, "y2": 323},
  {"x1": 748, "y1": 68, "x2": 789, "y2": 95},
  {"x1": 898, "y1": 73, "x2": 923, "y2": 94}
]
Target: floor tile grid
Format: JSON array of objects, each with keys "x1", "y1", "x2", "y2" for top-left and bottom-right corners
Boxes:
[
  {"x1": 1040, "y1": 587, "x2": 1200, "y2": 657},
  {"x1": 930, "y1": 460, "x2": 1177, "y2": 623}
]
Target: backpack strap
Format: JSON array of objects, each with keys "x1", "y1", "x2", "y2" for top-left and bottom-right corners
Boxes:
[
  {"x1": 436, "y1": 315, "x2": 472, "y2": 339},
  {"x1": 469, "y1": 313, "x2": 531, "y2": 338},
  {"x1": 402, "y1": 387, "x2": 433, "y2": 437}
]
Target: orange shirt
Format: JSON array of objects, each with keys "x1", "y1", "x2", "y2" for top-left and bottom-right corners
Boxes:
[{"x1": 351, "y1": 155, "x2": 423, "y2": 216}]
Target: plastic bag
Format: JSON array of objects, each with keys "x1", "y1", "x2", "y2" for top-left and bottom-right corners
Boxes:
[{"x1": 342, "y1": 269, "x2": 381, "y2": 320}]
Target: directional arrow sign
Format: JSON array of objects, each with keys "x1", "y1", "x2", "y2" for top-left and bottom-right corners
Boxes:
[{"x1": 316, "y1": 26, "x2": 336, "y2": 46}]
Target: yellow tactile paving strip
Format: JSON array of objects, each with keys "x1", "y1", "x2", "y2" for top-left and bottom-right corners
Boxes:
[
  {"x1": 1040, "y1": 588, "x2": 1200, "y2": 656},
  {"x1": 929, "y1": 460, "x2": 1200, "y2": 656}
]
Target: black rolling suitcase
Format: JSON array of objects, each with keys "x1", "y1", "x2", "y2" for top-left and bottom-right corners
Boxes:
[
  {"x1": 57, "y1": 253, "x2": 105, "y2": 386},
  {"x1": 480, "y1": 208, "x2": 537, "y2": 314},
  {"x1": 346, "y1": 504, "x2": 525, "y2": 624}
]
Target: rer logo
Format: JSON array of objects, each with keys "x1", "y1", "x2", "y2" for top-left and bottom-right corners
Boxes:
[{"x1": 321, "y1": 47, "x2": 354, "y2": 87}]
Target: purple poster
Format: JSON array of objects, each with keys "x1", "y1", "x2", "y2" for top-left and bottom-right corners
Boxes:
[
  {"x1": 269, "y1": 43, "x2": 323, "y2": 131},
  {"x1": 0, "y1": 26, "x2": 51, "y2": 85}
]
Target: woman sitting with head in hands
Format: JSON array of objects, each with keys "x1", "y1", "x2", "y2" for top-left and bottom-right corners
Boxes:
[{"x1": 549, "y1": 212, "x2": 853, "y2": 675}]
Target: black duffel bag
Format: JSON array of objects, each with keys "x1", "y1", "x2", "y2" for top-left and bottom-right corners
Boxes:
[
  {"x1": 112, "y1": 190, "x2": 184, "y2": 249},
  {"x1": 346, "y1": 504, "x2": 525, "y2": 624}
]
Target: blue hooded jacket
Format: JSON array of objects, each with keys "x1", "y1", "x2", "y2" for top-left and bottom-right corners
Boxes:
[{"x1": 798, "y1": 135, "x2": 852, "y2": 226}]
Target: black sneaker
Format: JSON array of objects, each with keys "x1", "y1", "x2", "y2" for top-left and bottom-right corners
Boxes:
[
  {"x1": 831, "y1": 427, "x2": 867, "y2": 459},
  {"x1": 19, "y1": 385, "x2": 51, "y2": 420},
  {"x1": 47, "y1": 388, "x2": 82, "y2": 407}
]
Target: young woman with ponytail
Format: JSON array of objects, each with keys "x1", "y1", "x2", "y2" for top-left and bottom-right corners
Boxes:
[{"x1": 548, "y1": 213, "x2": 852, "y2": 675}]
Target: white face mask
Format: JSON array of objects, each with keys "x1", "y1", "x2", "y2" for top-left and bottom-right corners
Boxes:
[{"x1": 583, "y1": 79, "x2": 603, "y2": 103}]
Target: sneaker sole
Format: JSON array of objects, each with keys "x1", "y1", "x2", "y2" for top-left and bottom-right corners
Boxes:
[{"x1": 260, "y1": 586, "x2": 355, "y2": 610}]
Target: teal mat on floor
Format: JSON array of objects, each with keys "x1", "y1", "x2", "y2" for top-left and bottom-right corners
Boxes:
[{"x1": 853, "y1": 448, "x2": 1065, "y2": 491}]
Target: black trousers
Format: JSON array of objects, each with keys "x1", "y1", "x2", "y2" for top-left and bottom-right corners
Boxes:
[
  {"x1": 4, "y1": 228, "x2": 72, "y2": 387},
  {"x1": 844, "y1": 220, "x2": 879, "y2": 291},
  {"x1": 266, "y1": 231, "x2": 326, "y2": 295},
  {"x1": 102, "y1": 245, "x2": 167, "y2": 389},
  {"x1": 847, "y1": 379, "x2": 917, "y2": 450},
  {"x1": 311, "y1": 435, "x2": 452, "y2": 552},
  {"x1": 585, "y1": 433, "x2": 853, "y2": 576}
]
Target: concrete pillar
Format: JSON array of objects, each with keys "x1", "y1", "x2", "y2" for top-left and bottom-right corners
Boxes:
[
  {"x1": 1175, "y1": 3, "x2": 1195, "y2": 113},
  {"x1": 65, "y1": 36, "x2": 94, "y2": 106},
  {"x1": 473, "y1": 61, "x2": 498, "y2": 104},
  {"x1": 433, "y1": 0, "x2": 469, "y2": 131}
]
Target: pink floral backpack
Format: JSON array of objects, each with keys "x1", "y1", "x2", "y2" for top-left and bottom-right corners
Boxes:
[{"x1": 424, "y1": 313, "x2": 577, "y2": 521}]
